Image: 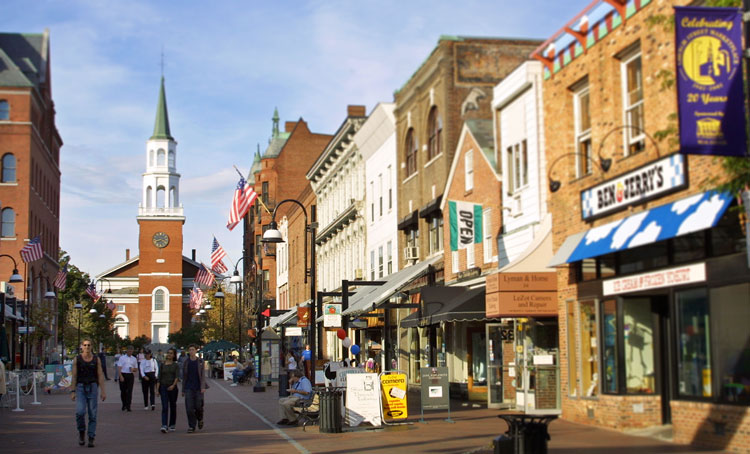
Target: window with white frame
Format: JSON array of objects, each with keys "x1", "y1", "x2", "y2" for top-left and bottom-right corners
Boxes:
[
  {"x1": 465, "y1": 150, "x2": 474, "y2": 191},
  {"x1": 621, "y1": 46, "x2": 645, "y2": 155},
  {"x1": 378, "y1": 246, "x2": 384, "y2": 278},
  {"x1": 467, "y1": 244, "x2": 475, "y2": 268},
  {"x1": 117, "y1": 304, "x2": 125, "y2": 313},
  {"x1": 483, "y1": 208, "x2": 493, "y2": 263},
  {"x1": 370, "y1": 181, "x2": 375, "y2": 222},
  {"x1": 379, "y1": 174, "x2": 383, "y2": 217},
  {"x1": 506, "y1": 140, "x2": 528, "y2": 192},
  {"x1": 387, "y1": 166, "x2": 393, "y2": 210},
  {"x1": 574, "y1": 82, "x2": 592, "y2": 178},
  {"x1": 370, "y1": 250, "x2": 375, "y2": 280},
  {"x1": 387, "y1": 241, "x2": 393, "y2": 275},
  {"x1": 428, "y1": 216, "x2": 443, "y2": 254},
  {"x1": 153, "y1": 288, "x2": 166, "y2": 311}
]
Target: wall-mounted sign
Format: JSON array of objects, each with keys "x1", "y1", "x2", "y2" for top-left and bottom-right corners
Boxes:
[
  {"x1": 580, "y1": 154, "x2": 687, "y2": 221},
  {"x1": 675, "y1": 6, "x2": 746, "y2": 156},
  {"x1": 323, "y1": 303, "x2": 342, "y2": 328},
  {"x1": 297, "y1": 306, "x2": 310, "y2": 327},
  {"x1": 603, "y1": 262, "x2": 706, "y2": 296},
  {"x1": 485, "y1": 272, "x2": 557, "y2": 318},
  {"x1": 285, "y1": 326, "x2": 302, "y2": 336}
]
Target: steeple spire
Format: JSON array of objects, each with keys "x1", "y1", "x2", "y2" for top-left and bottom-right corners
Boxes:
[
  {"x1": 272, "y1": 107, "x2": 280, "y2": 139},
  {"x1": 150, "y1": 76, "x2": 173, "y2": 140}
]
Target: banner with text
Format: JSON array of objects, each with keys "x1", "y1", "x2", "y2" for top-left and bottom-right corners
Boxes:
[
  {"x1": 675, "y1": 6, "x2": 746, "y2": 156},
  {"x1": 449, "y1": 200, "x2": 483, "y2": 251}
]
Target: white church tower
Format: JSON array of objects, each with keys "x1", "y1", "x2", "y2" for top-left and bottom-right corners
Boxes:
[{"x1": 139, "y1": 76, "x2": 183, "y2": 217}]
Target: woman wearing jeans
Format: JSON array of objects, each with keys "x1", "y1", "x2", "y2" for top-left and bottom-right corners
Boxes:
[
  {"x1": 69, "y1": 338, "x2": 106, "y2": 447},
  {"x1": 158, "y1": 348, "x2": 180, "y2": 433}
]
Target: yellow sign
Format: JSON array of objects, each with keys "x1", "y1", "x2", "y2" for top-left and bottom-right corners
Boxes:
[{"x1": 380, "y1": 373, "x2": 408, "y2": 420}]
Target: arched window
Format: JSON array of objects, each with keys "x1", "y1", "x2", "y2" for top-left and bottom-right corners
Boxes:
[
  {"x1": 153, "y1": 289, "x2": 165, "y2": 311},
  {"x1": 169, "y1": 186, "x2": 177, "y2": 207},
  {"x1": 0, "y1": 100, "x2": 8, "y2": 120},
  {"x1": 1, "y1": 153, "x2": 16, "y2": 182},
  {"x1": 157, "y1": 149, "x2": 166, "y2": 166},
  {"x1": 427, "y1": 106, "x2": 442, "y2": 161},
  {"x1": 149, "y1": 149, "x2": 154, "y2": 167},
  {"x1": 156, "y1": 186, "x2": 166, "y2": 207},
  {"x1": 168, "y1": 150, "x2": 175, "y2": 168},
  {"x1": 146, "y1": 186, "x2": 153, "y2": 208},
  {"x1": 1, "y1": 207, "x2": 15, "y2": 237},
  {"x1": 405, "y1": 128, "x2": 417, "y2": 177}
]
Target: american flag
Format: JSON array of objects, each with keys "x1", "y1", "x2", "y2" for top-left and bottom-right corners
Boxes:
[
  {"x1": 226, "y1": 177, "x2": 258, "y2": 231},
  {"x1": 20, "y1": 236, "x2": 43, "y2": 263},
  {"x1": 195, "y1": 263, "x2": 215, "y2": 288},
  {"x1": 53, "y1": 264, "x2": 68, "y2": 290},
  {"x1": 86, "y1": 281, "x2": 101, "y2": 303},
  {"x1": 211, "y1": 237, "x2": 228, "y2": 272},
  {"x1": 189, "y1": 284, "x2": 203, "y2": 310}
]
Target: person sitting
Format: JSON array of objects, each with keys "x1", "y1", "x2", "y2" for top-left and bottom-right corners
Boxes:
[
  {"x1": 277, "y1": 370, "x2": 312, "y2": 426},
  {"x1": 229, "y1": 360, "x2": 255, "y2": 387}
]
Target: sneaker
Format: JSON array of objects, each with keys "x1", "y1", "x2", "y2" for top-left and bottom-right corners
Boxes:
[
  {"x1": 151, "y1": 405, "x2": 155, "y2": 411},
  {"x1": 229, "y1": 383, "x2": 238, "y2": 387},
  {"x1": 145, "y1": 406, "x2": 150, "y2": 410},
  {"x1": 87, "y1": 437, "x2": 95, "y2": 448},
  {"x1": 169, "y1": 426, "x2": 175, "y2": 432},
  {"x1": 78, "y1": 431, "x2": 85, "y2": 446},
  {"x1": 187, "y1": 427, "x2": 195, "y2": 433},
  {"x1": 160, "y1": 426, "x2": 168, "y2": 434},
  {"x1": 198, "y1": 419, "x2": 204, "y2": 430}
]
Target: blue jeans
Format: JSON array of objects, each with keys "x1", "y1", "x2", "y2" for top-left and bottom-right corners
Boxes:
[
  {"x1": 75, "y1": 383, "x2": 98, "y2": 438},
  {"x1": 159, "y1": 384, "x2": 178, "y2": 428},
  {"x1": 184, "y1": 389, "x2": 203, "y2": 429}
]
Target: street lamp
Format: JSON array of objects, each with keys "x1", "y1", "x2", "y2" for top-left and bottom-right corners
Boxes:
[
  {"x1": 247, "y1": 254, "x2": 265, "y2": 392},
  {"x1": 214, "y1": 286, "x2": 225, "y2": 339},
  {"x1": 230, "y1": 261, "x2": 243, "y2": 362},
  {"x1": 0, "y1": 254, "x2": 24, "y2": 283},
  {"x1": 262, "y1": 199, "x2": 317, "y2": 383},
  {"x1": 26, "y1": 273, "x2": 55, "y2": 368}
]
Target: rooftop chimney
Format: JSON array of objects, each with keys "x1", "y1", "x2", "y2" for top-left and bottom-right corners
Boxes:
[
  {"x1": 347, "y1": 105, "x2": 366, "y2": 117},
  {"x1": 192, "y1": 249, "x2": 196, "y2": 261},
  {"x1": 126, "y1": 249, "x2": 130, "y2": 260}
]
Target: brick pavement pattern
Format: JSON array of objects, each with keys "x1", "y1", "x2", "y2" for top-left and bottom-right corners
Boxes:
[{"x1": 0, "y1": 378, "x2": 730, "y2": 453}]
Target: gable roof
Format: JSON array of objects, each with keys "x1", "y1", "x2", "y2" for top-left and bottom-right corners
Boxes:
[{"x1": 440, "y1": 120, "x2": 501, "y2": 213}]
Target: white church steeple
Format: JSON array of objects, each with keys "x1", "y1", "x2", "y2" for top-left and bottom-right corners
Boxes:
[{"x1": 138, "y1": 77, "x2": 183, "y2": 218}]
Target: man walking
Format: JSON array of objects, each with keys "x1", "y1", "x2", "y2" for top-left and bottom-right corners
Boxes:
[
  {"x1": 98, "y1": 348, "x2": 109, "y2": 380},
  {"x1": 70, "y1": 338, "x2": 106, "y2": 447},
  {"x1": 116, "y1": 345, "x2": 138, "y2": 411},
  {"x1": 181, "y1": 344, "x2": 206, "y2": 433}
]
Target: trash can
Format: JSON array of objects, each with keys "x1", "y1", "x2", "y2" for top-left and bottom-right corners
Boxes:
[
  {"x1": 319, "y1": 387, "x2": 343, "y2": 433},
  {"x1": 497, "y1": 414, "x2": 555, "y2": 454},
  {"x1": 279, "y1": 374, "x2": 289, "y2": 397}
]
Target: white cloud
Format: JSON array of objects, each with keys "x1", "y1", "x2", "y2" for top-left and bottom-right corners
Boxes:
[
  {"x1": 627, "y1": 220, "x2": 662, "y2": 248},
  {"x1": 611, "y1": 211, "x2": 648, "y2": 250},
  {"x1": 671, "y1": 192, "x2": 704, "y2": 215},
  {"x1": 584, "y1": 219, "x2": 623, "y2": 245},
  {"x1": 677, "y1": 194, "x2": 727, "y2": 236}
]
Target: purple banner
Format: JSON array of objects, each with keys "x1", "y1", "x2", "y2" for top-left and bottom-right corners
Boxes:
[{"x1": 675, "y1": 6, "x2": 746, "y2": 156}]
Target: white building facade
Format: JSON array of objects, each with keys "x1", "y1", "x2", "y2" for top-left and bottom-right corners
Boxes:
[
  {"x1": 357, "y1": 103, "x2": 399, "y2": 281},
  {"x1": 275, "y1": 217, "x2": 290, "y2": 310}
]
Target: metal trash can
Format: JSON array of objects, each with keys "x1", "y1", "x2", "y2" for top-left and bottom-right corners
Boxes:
[
  {"x1": 497, "y1": 414, "x2": 555, "y2": 454},
  {"x1": 279, "y1": 374, "x2": 289, "y2": 397},
  {"x1": 319, "y1": 388, "x2": 343, "y2": 433}
]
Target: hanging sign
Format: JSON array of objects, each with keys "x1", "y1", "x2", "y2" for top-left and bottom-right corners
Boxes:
[
  {"x1": 297, "y1": 306, "x2": 310, "y2": 327},
  {"x1": 323, "y1": 303, "x2": 341, "y2": 328},
  {"x1": 449, "y1": 201, "x2": 483, "y2": 251},
  {"x1": 675, "y1": 6, "x2": 746, "y2": 156}
]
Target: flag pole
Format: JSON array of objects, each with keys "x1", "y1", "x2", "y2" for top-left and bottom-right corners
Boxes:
[{"x1": 233, "y1": 164, "x2": 271, "y2": 215}]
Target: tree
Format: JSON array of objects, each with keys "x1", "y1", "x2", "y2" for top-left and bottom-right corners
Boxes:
[
  {"x1": 131, "y1": 335, "x2": 151, "y2": 351},
  {"x1": 168, "y1": 324, "x2": 205, "y2": 349},
  {"x1": 199, "y1": 288, "x2": 253, "y2": 345}
]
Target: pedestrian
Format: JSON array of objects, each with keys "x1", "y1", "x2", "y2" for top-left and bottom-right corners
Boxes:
[
  {"x1": 302, "y1": 344, "x2": 312, "y2": 379},
  {"x1": 98, "y1": 348, "x2": 109, "y2": 380},
  {"x1": 69, "y1": 338, "x2": 106, "y2": 447},
  {"x1": 116, "y1": 345, "x2": 138, "y2": 411},
  {"x1": 158, "y1": 348, "x2": 180, "y2": 433},
  {"x1": 139, "y1": 349, "x2": 158, "y2": 410},
  {"x1": 181, "y1": 344, "x2": 206, "y2": 433},
  {"x1": 277, "y1": 370, "x2": 312, "y2": 426}
]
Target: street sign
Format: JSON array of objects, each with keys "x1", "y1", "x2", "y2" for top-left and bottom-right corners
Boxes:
[{"x1": 18, "y1": 326, "x2": 35, "y2": 334}]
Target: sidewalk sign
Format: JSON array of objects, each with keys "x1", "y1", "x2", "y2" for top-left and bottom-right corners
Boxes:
[
  {"x1": 345, "y1": 373, "x2": 382, "y2": 427},
  {"x1": 223, "y1": 361, "x2": 236, "y2": 380},
  {"x1": 380, "y1": 371, "x2": 408, "y2": 421},
  {"x1": 419, "y1": 367, "x2": 454, "y2": 423}
]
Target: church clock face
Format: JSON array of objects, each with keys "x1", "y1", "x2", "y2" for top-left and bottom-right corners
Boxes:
[{"x1": 152, "y1": 232, "x2": 170, "y2": 248}]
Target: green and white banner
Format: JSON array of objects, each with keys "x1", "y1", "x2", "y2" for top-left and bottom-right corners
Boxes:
[{"x1": 449, "y1": 200, "x2": 482, "y2": 251}]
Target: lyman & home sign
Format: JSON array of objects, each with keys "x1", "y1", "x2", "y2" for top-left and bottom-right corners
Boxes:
[{"x1": 580, "y1": 154, "x2": 687, "y2": 221}]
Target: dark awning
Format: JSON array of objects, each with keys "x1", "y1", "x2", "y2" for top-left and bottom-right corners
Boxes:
[
  {"x1": 397, "y1": 210, "x2": 419, "y2": 231},
  {"x1": 401, "y1": 286, "x2": 494, "y2": 327},
  {"x1": 419, "y1": 195, "x2": 442, "y2": 219}
]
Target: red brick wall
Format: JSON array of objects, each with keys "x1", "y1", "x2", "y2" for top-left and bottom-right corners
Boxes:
[{"x1": 671, "y1": 401, "x2": 750, "y2": 453}]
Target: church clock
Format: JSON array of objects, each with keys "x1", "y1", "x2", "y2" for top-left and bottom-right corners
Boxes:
[{"x1": 152, "y1": 232, "x2": 170, "y2": 248}]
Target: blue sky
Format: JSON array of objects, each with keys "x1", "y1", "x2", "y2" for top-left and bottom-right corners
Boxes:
[{"x1": 4, "y1": 0, "x2": 592, "y2": 276}]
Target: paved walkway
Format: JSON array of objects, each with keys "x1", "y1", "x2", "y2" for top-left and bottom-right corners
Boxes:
[{"x1": 0, "y1": 377, "x2": 731, "y2": 453}]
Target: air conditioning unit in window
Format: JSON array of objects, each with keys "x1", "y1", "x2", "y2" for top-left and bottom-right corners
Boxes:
[
  {"x1": 355, "y1": 268, "x2": 364, "y2": 279},
  {"x1": 404, "y1": 247, "x2": 419, "y2": 261}
]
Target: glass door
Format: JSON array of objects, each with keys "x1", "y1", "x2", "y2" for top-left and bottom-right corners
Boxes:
[
  {"x1": 486, "y1": 323, "x2": 515, "y2": 409},
  {"x1": 517, "y1": 318, "x2": 561, "y2": 415}
]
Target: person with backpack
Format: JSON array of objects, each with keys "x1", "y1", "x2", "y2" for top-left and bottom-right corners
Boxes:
[{"x1": 69, "y1": 338, "x2": 106, "y2": 448}]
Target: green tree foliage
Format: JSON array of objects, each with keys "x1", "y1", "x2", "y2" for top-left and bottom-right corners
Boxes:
[
  {"x1": 168, "y1": 323, "x2": 205, "y2": 348},
  {"x1": 131, "y1": 334, "x2": 151, "y2": 351},
  {"x1": 199, "y1": 288, "x2": 253, "y2": 345}
]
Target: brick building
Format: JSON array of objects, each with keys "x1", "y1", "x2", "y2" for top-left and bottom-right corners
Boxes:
[
  {"x1": 0, "y1": 30, "x2": 62, "y2": 368},
  {"x1": 537, "y1": 0, "x2": 749, "y2": 451}
]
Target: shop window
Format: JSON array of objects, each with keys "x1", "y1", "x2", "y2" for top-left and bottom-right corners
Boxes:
[
  {"x1": 601, "y1": 299, "x2": 618, "y2": 394},
  {"x1": 676, "y1": 288, "x2": 711, "y2": 398},
  {"x1": 710, "y1": 208, "x2": 746, "y2": 256},
  {"x1": 711, "y1": 283, "x2": 750, "y2": 403},
  {"x1": 566, "y1": 301, "x2": 579, "y2": 397},
  {"x1": 579, "y1": 258, "x2": 597, "y2": 281},
  {"x1": 623, "y1": 298, "x2": 656, "y2": 394},
  {"x1": 619, "y1": 240, "x2": 668, "y2": 275},
  {"x1": 599, "y1": 255, "x2": 616, "y2": 279},
  {"x1": 579, "y1": 300, "x2": 599, "y2": 397}
]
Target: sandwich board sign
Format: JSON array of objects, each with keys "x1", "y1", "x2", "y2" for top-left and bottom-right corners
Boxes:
[{"x1": 419, "y1": 367, "x2": 453, "y2": 423}]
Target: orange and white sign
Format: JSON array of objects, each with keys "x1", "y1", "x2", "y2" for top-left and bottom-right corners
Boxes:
[{"x1": 603, "y1": 263, "x2": 705, "y2": 296}]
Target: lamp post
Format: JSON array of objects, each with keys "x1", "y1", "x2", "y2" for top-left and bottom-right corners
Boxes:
[
  {"x1": 248, "y1": 254, "x2": 265, "y2": 392},
  {"x1": 26, "y1": 273, "x2": 55, "y2": 368},
  {"x1": 230, "y1": 258, "x2": 243, "y2": 362},
  {"x1": 262, "y1": 199, "x2": 317, "y2": 383},
  {"x1": 214, "y1": 286, "x2": 225, "y2": 339},
  {"x1": 0, "y1": 255, "x2": 23, "y2": 368}
]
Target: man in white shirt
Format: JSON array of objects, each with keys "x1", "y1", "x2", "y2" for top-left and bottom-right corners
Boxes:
[
  {"x1": 139, "y1": 350, "x2": 159, "y2": 410},
  {"x1": 116, "y1": 345, "x2": 138, "y2": 411}
]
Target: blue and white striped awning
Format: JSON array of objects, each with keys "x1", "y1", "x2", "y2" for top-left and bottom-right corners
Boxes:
[{"x1": 549, "y1": 191, "x2": 733, "y2": 266}]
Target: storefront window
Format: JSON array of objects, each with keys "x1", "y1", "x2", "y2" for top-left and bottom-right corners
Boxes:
[
  {"x1": 566, "y1": 301, "x2": 578, "y2": 396},
  {"x1": 619, "y1": 240, "x2": 668, "y2": 275},
  {"x1": 711, "y1": 208, "x2": 746, "y2": 256},
  {"x1": 673, "y1": 231, "x2": 706, "y2": 264},
  {"x1": 599, "y1": 255, "x2": 616, "y2": 279},
  {"x1": 580, "y1": 259, "x2": 597, "y2": 281},
  {"x1": 623, "y1": 298, "x2": 656, "y2": 394},
  {"x1": 579, "y1": 300, "x2": 598, "y2": 397},
  {"x1": 711, "y1": 283, "x2": 750, "y2": 403},
  {"x1": 676, "y1": 288, "x2": 711, "y2": 398},
  {"x1": 601, "y1": 299, "x2": 618, "y2": 394}
]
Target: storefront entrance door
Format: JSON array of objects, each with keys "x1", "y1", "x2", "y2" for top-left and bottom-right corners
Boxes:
[
  {"x1": 486, "y1": 323, "x2": 515, "y2": 408},
  {"x1": 515, "y1": 318, "x2": 561, "y2": 415},
  {"x1": 467, "y1": 328, "x2": 487, "y2": 400}
]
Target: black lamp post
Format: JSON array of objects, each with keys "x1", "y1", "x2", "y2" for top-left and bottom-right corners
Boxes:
[
  {"x1": 230, "y1": 258, "x2": 243, "y2": 362},
  {"x1": 214, "y1": 286, "x2": 225, "y2": 339},
  {"x1": 262, "y1": 199, "x2": 317, "y2": 383},
  {"x1": 26, "y1": 273, "x2": 56, "y2": 368},
  {"x1": 249, "y1": 254, "x2": 264, "y2": 392}
]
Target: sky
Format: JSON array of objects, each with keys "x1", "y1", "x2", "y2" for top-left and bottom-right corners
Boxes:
[{"x1": 4, "y1": 0, "x2": 593, "y2": 277}]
